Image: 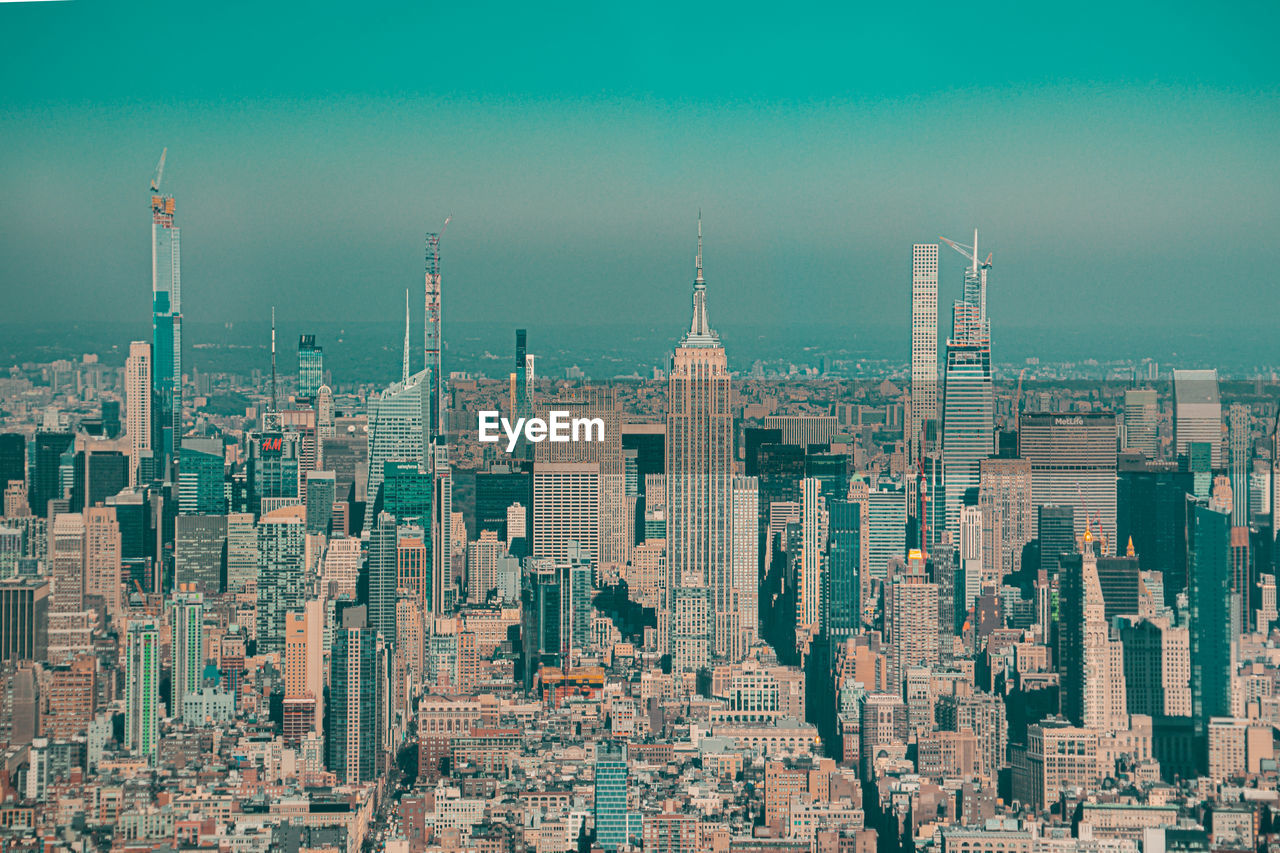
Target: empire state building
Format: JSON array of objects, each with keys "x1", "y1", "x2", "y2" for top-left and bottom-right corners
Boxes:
[{"x1": 665, "y1": 219, "x2": 734, "y2": 668}]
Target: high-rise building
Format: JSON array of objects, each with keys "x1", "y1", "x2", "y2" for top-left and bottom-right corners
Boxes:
[
  {"x1": 173, "y1": 515, "x2": 226, "y2": 593},
  {"x1": 885, "y1": 550, "x2": 938, "y2": 693},
  {"x1": 667, "y1": 219, "x2": 733, "y2": 659},
  {"x1": 1037, "y1": 504, "x2": 1075, "y2": 575},
  {"x1": 125, "y1": 618, "x2": 159, "y2": 762},
  {"x1": 797, "y1": 478, "x2": 826, "y2": 637},
  {"x1": 150, "y1": 159, "x2": 182, "y2": 481},
  {"x1": 125, "y1": 342, "x2": 151, "y2": 487},
  {"x1": 1228, "y1": 403, "x2": 1250, "y2": 526},
  {"x1": 305, "y1": 470, "x2": 336, "y2": 535},
  {"x1": 1074, "y1": 530, "x2": 1128, "y2": 730},
  {"x1": 762, "y1": 415, "x2": 838, "y2": 448},
  {"x1": 0, "y1": 578, "x2": 49, "y2": 662},
  {"x1": 364, "y1": 369, "x2": 429, "y2": 531},
  {"x1": 558, "y1": 541, "x2": 594, "y2": 656},
  {"x1": 83, "y1": 506, "x2": 122, "y2": 620},
  {"x1": 170, "y1": 586, "x2": 204, "y2": 721},
  {"x1": 179, "y1": 436, "x2": 225, "y2": 515},
  {"x1": 730, "y1": 476, "x2": 760, "y2": 655},
  {"x1": 533, "y1": 462, "x2": 599, "y2": 565},
  {"x1": 327, "y1": 604, "x2": 384, "y2": 783},
  {"x1": 909, "y1": 243, "x2": 940, "y2": 463},
  {"x1": 978, "y1": 457, "x2": 1032, "y2": 586},
  {"x1": 1123, "y1": 389, "x2": 1159, "y2": 458},
  {"x1": 31, "y1": 432, "x2": 72, "y2": 518},
  {"x1": 367, "y1": 512, "x2": 399, "y2": 644},
  {"x1": 595, "y1": 741, "x2": 633, "y2": 851},
  {"x1": 297, "y1": 335, "x2": 324, "y2": 403},
  {"x1": 248, "y1": 430, "x2": 300, "y2": 517},
  {"x1": 0, "y1": 435, "x2": 23, "y2": 496},
  {"x1": 1117, "y1": 454, "x2": 1192, "y2": 604},
  {"x1": 941, "y1": 231, "x2": 993, "y2": 538},
  {"x1": 1188, "y1": 496, "x2": 1232, "y2": 742},
  {"x1": 866, "y1": 482, "x2": 906, "y2": 581},
  {"x1": 50, "y1": 512, "x2": 85, "y2": 614},
  {"x1": 1173, "y1": 369, "x2": 1223, "y2": 468},
  {"x1": 826, "y1": 497, "x2": 865, "y2": 644},
  {"x1": 255, "y1": 505, "x2": 306, "y2": 654},
  {"x1": 1019, "y1": 413, "x2": 1118, "y2": 551},
  {"x1": 225, "y1": 512, "x2": 258, "y2": 592}
]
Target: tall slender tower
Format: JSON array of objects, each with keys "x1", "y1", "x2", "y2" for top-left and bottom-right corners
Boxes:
[
  {"x1": 149, "y1": 149, "x2": 182, "y2": 481},
  {"x1": 125, "y1": 341, "x2": 151, "y2": 487},
  {"x1": 940, "y1": 229, "x2": 994, "y2": 538},
  {"x1": 909, "y1": 244, "x2": 940, "y2": 463},
  {"x1": 666, "y1": 216, "x2": 733, "y2": 664},
  {"x1": 424, "y1": 217, "x2": 451, "y2": 446}
]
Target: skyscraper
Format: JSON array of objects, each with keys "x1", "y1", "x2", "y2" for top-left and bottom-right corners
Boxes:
[
  {"x1": 1228, "y1": 403, "x2": 1250, "y2": 526},
  {"x1": 125, "y1": 342, "x2": 151, "y2": 488},
  {"x1": 595, "y1": 741, "x2": 633, "y2": 851},
  {"x1": 327, "y1": 604, "x2": 384, "y2": 784},
  {"x1": 941, "y1": 231, "x2": 994, "y2": 539},
  {"x1": 533, "y1": 462, "x2": 600, "y2": 565},
  {"x1": 1038, "y1": 504, "x2": 1076, "y2": 575},
  {"x1": 1019, "y1": 413, "x2": 1118, "y2": 551},
  {"x1": 826, "y1": 497, "x2": 865, "y2": 643},
  {"x1": 1187, "y1": 496, "x2": 1231, "y2": 748},
  {"x1": 125, "y1": 618, "x2": 159, "y2": 762},
  {"x1": 255, "y1": 505, "x2": 306, "y2": 654},
  {"x1": 909, "y1": 243, "x2": 939, "y2": 464},
  {"x1": 797, "y1": 477, "x2": 826, "y2": 638},
  {"x1": 1173, "y1": 369, "x2": 1223, "y2": 468},
  {"x1": 150, "y1": 152, "x2": 182, "y2": 480},
  {"x1": 170, "y1": 586, "x2": 204, "y2": 721},
  {"x1": 0, "y1": 435, "x2": 23, "y2": 495},
  {"x1": 297, "y1": 334, "x2": 324, "y2": 403},
  {"x1": 730, "y1": 475, "x2": 760, "y2": 656},
  {"x1": 885, "y1": 550, "x2": 939, "y2": 693},
  {"x1": 1071, "y1": 530, "x2": 1128, "y2": 731},
  {"x1": 367, "y1": 512, "x2": 399, "y2": 645},
  {"x1": 364, "y1": 369, "x2": 428, "y2": 531},
  {"x1": 1123, "y1": 388, "x2": 1159, "y2": 458},
  {"x1": 978, "y1": 457, "x2": 1032, "y2": 588},
  {"x1": 83, "y1": 506, "x2": 122, "y2": 621},
  {"x1": 667, "y1": 219, "x2": 733, "y2": 660}
]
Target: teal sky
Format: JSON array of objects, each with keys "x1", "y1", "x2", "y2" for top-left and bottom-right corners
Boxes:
[{"x1": 2, "y1": 0, "x2": 1278, "y2": 340}]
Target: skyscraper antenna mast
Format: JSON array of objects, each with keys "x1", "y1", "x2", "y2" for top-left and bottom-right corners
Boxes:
[
  {"x1": 402, "y1": 289, "x2": 411, "y2": 384},
  {"x1": 424, "y1": 214, "x2": 452, "y2": 441},
  {"x1": 270, "y1": 306, "x2": 277, "y2": 413}
]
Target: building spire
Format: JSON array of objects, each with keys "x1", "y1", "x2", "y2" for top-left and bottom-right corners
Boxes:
[
  {"x1": 403, "y1": 289, "x2": 411, "y2": 384},
  {"x1": 270, "y1": 306, "x2": 277, "y2": 413},
  {"x1": 695, "y1": 210, "x2": 704, "y2": 285}
]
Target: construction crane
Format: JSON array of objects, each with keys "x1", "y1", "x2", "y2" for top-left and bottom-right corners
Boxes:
[
  {"x1": 424, "y1": 214, "x2": 453, "y2": 441},
  {"x1": 941, "y1": 228, "x2": 993, "y2": 327},
  {"x1": 150, "y1": 147, "x2": 167, "y2": 193},
  {"x1": 939, "y1": 228, "x2": 992, "y2": 274}
]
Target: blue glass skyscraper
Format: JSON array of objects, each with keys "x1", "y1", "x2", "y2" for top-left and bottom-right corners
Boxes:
[{"x1": 150, "y1": 151, "x2": 182, "y2": 481}]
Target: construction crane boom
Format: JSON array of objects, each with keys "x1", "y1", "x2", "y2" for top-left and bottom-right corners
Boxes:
[{"x1": 150, "y1": 148, "x2": 167, "y2": 193}]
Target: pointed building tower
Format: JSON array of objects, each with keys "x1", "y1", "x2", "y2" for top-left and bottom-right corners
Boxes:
[
  {"x1": 1080, "y1": 525, "x2": 1129, "y2": 731},
  {"x1": 664, "y1": 216, "x2": 734, "y2": 667}
]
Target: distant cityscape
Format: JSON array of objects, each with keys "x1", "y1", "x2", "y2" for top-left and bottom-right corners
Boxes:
[{"x1": 0, "y1": 153, "x2": 1277, "y2": 853}]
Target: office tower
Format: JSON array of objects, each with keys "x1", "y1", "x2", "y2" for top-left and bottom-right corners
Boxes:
[
  {"x1": 316, "y1": 385, "x2": 335, "y2": 437},
  {"x1": 595, "y1": 741, "x2": 632, "y2": 851},
  {"x1": 0, "y1": 435, "x2": 24, "y2": 498},
  {"x1": 762, "y1": 415, "x2": 838, "y2": 448},
  {"x1": 83, "y1": 507, "x2": 122, "y2": 619},
  {"x1": 71, "y1": 446, "x2": 127, "y2": 514},
  {"x1": 533, "y1": 462, "x2": 599, "y2": 564},
  {"x1": 667, "y1": 219, "x2": 734, "y2": 659},
  {"x1": 475, "y1": 463, "x2": 532, "y2": 542},
  {"x1": 978, "y1": 457, "x2": 1032, "y2": 586},
  {"x1": 1173, "y1": 369, "x2": 1223, "y2": 467},
  {"x1": 730, "y1": 476, "x2": 760, "y2": 655},
  {"x1": 433, "y1": 466, "x2": 454, "y2": 616},
  {"x1": 150, "y1": 152, "x2": 182, "y2": 480},
  {"x1": 522, "y1": 561, "x2": 562, "y2": 685},
  {"x1": 826, "y1": 497, "x2": 865, "y2": 644},
  {"x1": 170, "y1": 586, "x2": 204, "y2": 720},
  {"x1": 1228, "y1": 403, "x2": 1250, "y2": 526},
  {"x1": 424, "y1": 222, "x2": 449, "y2": 441},
  {"x1": 941, "y1": 230, "x2": 994, "y2": 538},
  {"x1": 125, "y1": 618, "x2": 159, "y2": 762},
  {"x1": 1117, "y1": 454, "x2": 1192, "y2": 603},
  {"x1": 225, "y1": 512, "x2": 257, "y2": 592},
  {"x1": 466, "y1": 530, "x2": 504, "y2": 604},
  {"x1": 1038, "y1": 504, "x2": 1075, "y2": 574},
  {"x1": 255, "y1": 505, "x2": 306, "y2": 654},
  {"x1": 805, "y1": 449, "x2": 849, "y2": 502},
  {"x1": 248, "y1": 430, "x2": 300, "y2": 516},
  {"x1": 559, "y1": 541, "x2": 594, "y2": 655},
  {"x1": 1075, "y1": 530, "x2": 1129, "y2": 730},
  {"x1": 303, "y1": 470, "x2": 336, "y2": 535},
  {"x1": 367, "y1": 512, "x2": 398, "y2": 643},
  {"x1": 322, "y1": 536, "x2": 360, "y2": 599},
  {"x1": 297, "y1": 334, "x2": 323, "y2": 403},
  {"x1": 50, "y1": 512, "x2": 85, "y2": 613},
  {"x1": 958, "y1": 504, "x2": 983, "y2": 610},
  {"x1": 0, "y1": 579, "x2": 49, "y2": 662},
  {"x1": 512, "y1": 328, "x2": 530, "y2": 418},
  {"x1": 1019, "y1": 412, "x2": 1119, "y2": 550},
  {"x1": 744, "y1": 428, "x2": 783, "y2": 477},
  {"x1": 669, "y1": 580, "x2": 712, "y2": 673},
  {"x1": 284, "y1": 606, "x2": 323, "y2": 742},
  {"x1": 909, "y1": 243, "x2": 940, "y2": 463},
  {"x1": 621, "y1": 424, "x2": 665, "y2": 489},
  {"x1": 174, "y1": 515, "x2": 226, "y2": 593},
  {"x1": 1123, "y1": 389, "x2": 1159, "y2": 458},
  {"x1": 885, "y1": 550, "x2": 939, "y2": 693},
  {"x1": 1188, "y1": 496, "x2": 1232, "y2": 741},
  {"x1": 31, "y1": 432, "x2": 73, "y2": 518},
  {"x1": 396, "y1": 525, "x2": 429, "y2": 615},
  {"x1": 3, "y1": 480, "x2": 29, "y2": 518},
  {"x1": 797, "y1": 478, "x2": 826, "y2": 636},
  {"x1": 327, "y1": 604, "x2": 384, "y2": 783},
  {"x1": 381, "y1": 461, "x2": 432, "y2": 523},
  {"x1": 866, "y1": 482, "x2": 906, "y2": 581},
  {"x1": 364, "y1": 369, "x2": 428, "y2": 531},
  {"x1": 125, "y1": 342, "x2": 151, "y2": 487},
  {"x1": 178, "y1": 436, "x2": 225, "y2": 515}
]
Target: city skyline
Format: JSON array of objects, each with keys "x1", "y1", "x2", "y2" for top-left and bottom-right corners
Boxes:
[{"x1": 3, "y1": 3, "x2": 1279, "y2": 332}]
